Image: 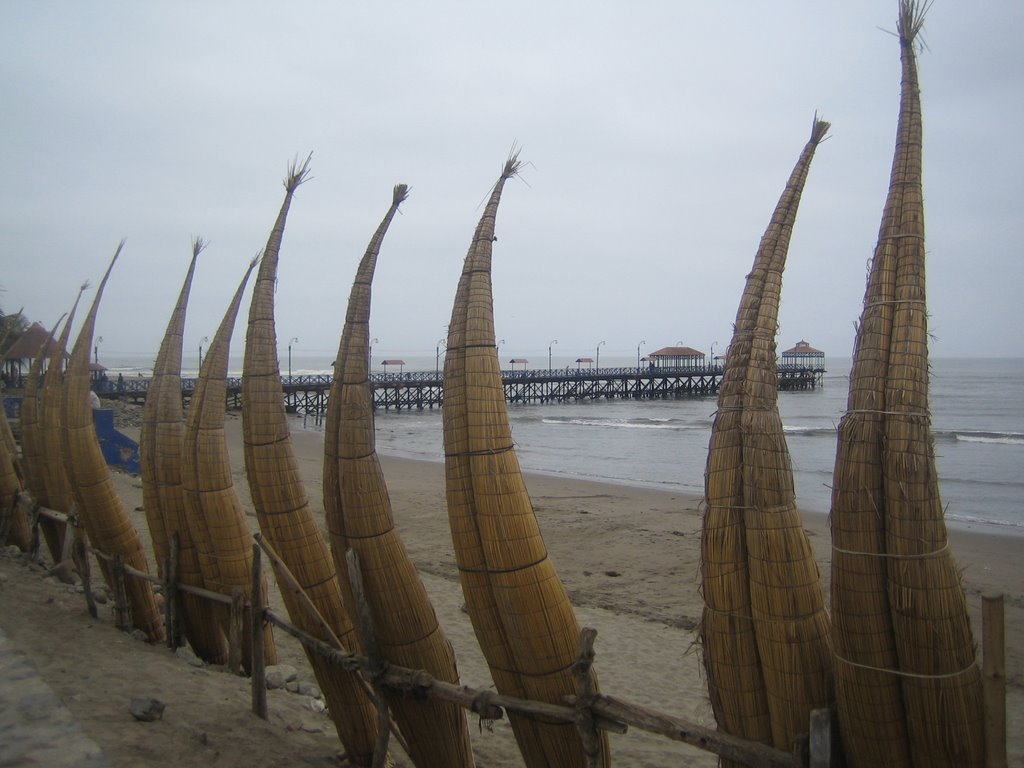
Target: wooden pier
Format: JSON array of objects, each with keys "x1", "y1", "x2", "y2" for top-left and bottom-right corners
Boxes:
[{"x1": 93, "y1": 364, "x2": 824, "y2": 414}]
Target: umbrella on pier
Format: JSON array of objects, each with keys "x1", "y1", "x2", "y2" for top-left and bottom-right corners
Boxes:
[
  {"x1": 241, "y1": 156, "x2": 380, "y2": 766},
  {"x1": 324, "y1": 183, "x2": 475, "y2": 767},
  {"x1": 831, "y1": 4, "x2": 983, "y2": 765},
  {"x1": 61, "y1": 243, "x2": 164, "y2": 642},
  {"x1": 443, "y1": 153, "x2": 610, "y2": 768},
  {"x1": 701, "y1": 117, "x2": 832, "y2": 754}
]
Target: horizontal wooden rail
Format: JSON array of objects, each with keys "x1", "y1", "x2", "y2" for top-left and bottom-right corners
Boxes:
[{"x1": 7, "y1": 490, "x2": 838, "y2": 767}]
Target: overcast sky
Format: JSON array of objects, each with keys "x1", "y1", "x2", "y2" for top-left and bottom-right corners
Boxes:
[{"x1": 2, "y1": 1, "x2": 1021, "y2": 367}]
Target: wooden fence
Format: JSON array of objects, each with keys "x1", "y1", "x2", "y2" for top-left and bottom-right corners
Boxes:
[{"x1": 1, "y1": 491, "x2": 1007, "y2": 768}]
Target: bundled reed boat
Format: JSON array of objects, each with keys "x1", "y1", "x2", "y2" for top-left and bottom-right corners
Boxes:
[
  {"x1": 61, "y1": 243, "x2": 164, "y2": 642},
  {"x1": 38, "y1": 286, "x2": 87, "y2": 562},
  {"x1": 324, "y1": 184, "x2": 476, "y2": 767},
  {"x1": 15, "y1": 314, "x2": 63, "y2": 517},
  {"x1": 142, "y1": 238, "x2": 229, "y2": 663},
  {"x1": 701, "y1": 118, "x2": 832, "y2": 755},
  {"x1": 830, "y1": 3, "x2": 984, "y2": 765},
  {"x1": 442, "y1": 154, "x2": 610, "y2": 767},
  {"x1": 241, "y1": 157, "x2": 380, "y2": 765},
  {"x1": 0, "y1": 335, "x2": 30, "y2": 550},
  {"x1": 180, "y1": 253, "x2": 270, "y2": 669}
]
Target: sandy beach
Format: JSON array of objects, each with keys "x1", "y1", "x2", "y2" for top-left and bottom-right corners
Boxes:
[{"x1": 1, "y1": 411, "x2": 1020, "y2": 766}]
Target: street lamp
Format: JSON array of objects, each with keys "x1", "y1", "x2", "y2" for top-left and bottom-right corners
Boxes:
[
  {"x1": 94, "y1": 336, "x2": 103, "y2": 366},
  {"x1": 436, "y1": 338, "x2": 446, "y2": 375},
  {"x1": 710, "y1": 340, "x2": 718, "y2": 370},
  {"x1": 199, "y1": 336, "x2": 209, "y2": 372},
  {"x1": 596, "y1": 340, "x2": 606, "y2": 369},
  {"x1": 288, "y1": 337, "x2": 298, "y2": 380},
  {"x1": 637, "y1": 339, "x2": 646, "y2": 370},
  {"x1": 548, "y1": 339, "x2": 558, "y2": 371}
]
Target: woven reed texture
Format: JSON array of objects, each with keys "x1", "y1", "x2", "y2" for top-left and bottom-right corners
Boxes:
[
  {"x1": 139, "y1": 245, "x2": 202, "y2": 571},
  {"x1": 180, "y1": 255, "x2": 266, "y2": 669},
  {"x1": 829, "y1": 12, "x2": 912, "y2": 765},
  {"x1": 16, "y1": 316, "x2": 62, "y2": 511},
  {"x1": 324, "y1": 185, "x2": 475, "y2": 767},
  {"x1": 39, "y1": 289, "x2": 87, "y2": 561},
  {"x1": 880, "y1": 8, "x2": 984, "y2": 763},
  {"x1": 141, "y1": 239, "x2": 228, "y2": 663},
  {"x1": 702, "y1": 120, "x2": 832, "y2": 755},
  {"x1": 60, "y1": 244, "x2": 164, "y2": 642},
  {"x1": 0, "y1": 425, "x2": 31, "y2": 551},
  {"x1": 742, "y1": 119, "x2": 833, "y2": 751},
  {"x1": 442, "y1": 156, "x2": 610, "y2": 768},
  {"x1": 241, "y1": 158, "x2": 379, "y2": 766},
  {"x1": 831, "y1": 6, "x2": 984, "y2": 767}
]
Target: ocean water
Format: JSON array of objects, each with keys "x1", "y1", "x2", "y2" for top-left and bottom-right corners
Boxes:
[
  {"x1": 366, "y1": 357, "x2": 1024, "y2": 534},
  {"x1": 101, "y1": 354, "x2": 1024, "y2": 533}
]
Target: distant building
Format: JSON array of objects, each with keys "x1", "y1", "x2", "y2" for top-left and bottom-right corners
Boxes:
[
  {"x1": 2, "y1": 322, "x2": 61, "y2": 385},
  {"x1": 780, "y1": 340, "x2": 825, "y2": 368},
  {"x1": 648, "y1": 346, "x2": 706, "y2": 369}
]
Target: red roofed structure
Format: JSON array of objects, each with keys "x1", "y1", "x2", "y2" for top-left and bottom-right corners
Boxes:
[
  {"x1": 780, "y1": 340, "x2": 825, "y2": 368},
  {"x1": 648, "y1": 345, "x2": 706, "y2": 369}
]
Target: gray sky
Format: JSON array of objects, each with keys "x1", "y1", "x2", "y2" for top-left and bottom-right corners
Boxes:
[{"x1": 2, "y1": 1, "x2": 1022, "y2": 366}]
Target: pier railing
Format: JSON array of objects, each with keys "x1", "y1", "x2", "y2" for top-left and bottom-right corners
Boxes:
[{"x1": 84, "y1": 363, "x2": 825, "y2": 414}]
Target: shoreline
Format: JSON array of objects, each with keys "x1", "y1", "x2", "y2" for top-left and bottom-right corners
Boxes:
[
  {"x1": 375, "y1": 444, "x2": 1024, "y2": 540},
  {"x1": 0, "y1": 412, "x2": 1019, "y2": 766}
]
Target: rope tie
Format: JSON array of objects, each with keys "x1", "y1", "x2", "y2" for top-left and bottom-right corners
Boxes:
[
  {"x1": 834, "y1": 652, "x2": 977, "y2": 680},
  {"x1": 444, "y1": 444, "x2": 515, "y2": 459},
  {"x1": 863, "y1": 298, "x2": 927, "y2": 308},
  {"x1": 703, "y1": 603, "x2": 828, "y2": 624},
  {"x1": 831, "y1": 541, "x2": 949, "y2": 560},
  {"x1": 843, "y1": 408, "x2": 929, "y2": 418}
]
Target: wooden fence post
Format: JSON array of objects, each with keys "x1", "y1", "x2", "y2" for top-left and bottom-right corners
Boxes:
[
  {"x1": 73, "y1": 537, "x2": 98, "y2": 619},
  {"x1": 28, "y1": 503, "x2": 41, "y2": 561},
  {"x1": 228, "y1": 588, "x2": 244, "y2": 675},
  {"x1": 250, "y1": 544, "x2": 267, "y2": 720},
  {"x1": 572, "y1": 627, "x2": 602, "y2": 768},
  {"x1": 983, "y1": 593, "x2": 1007, "y2": 768},
  {"x1": 0, "y1": 491, "x2": 11, "y2": 545},
  {"x1": 808, "y1": 708, "x2": 836, "y2": 768},
  {"x1": 164, "y1": 533, "x2": 180, "y2": 650},
  {"x1": 345, "y1": 548, "x2": 392, "y2": 768},
  {"x1": 112, "y1": 554, "x2": 130, "y2": 632}
]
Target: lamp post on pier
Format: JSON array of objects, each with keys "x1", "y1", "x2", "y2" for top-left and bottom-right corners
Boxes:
[
  {"x1": 596, "y1": 340, "x2": 606, "y2": 370},
  {"x1": 710, "y1": 340, "x2": 718, "y2": 370},
  {"x1": 94, "y1": 336, "x2": 103, "y2": 366},
  {"x1": 288, "y1": 337, "x2": 298, "y2": 381},
  {"x1": 199, "y1": 336, "x2": 209, "y2": 372},
  {"x1": 637, "y1": 339, "x2": 646, "y2": 370},
  {"x1": 548, "y1": 339, "x2": 558, "y2": 371},
  {"x1": 436, "y1": 339, "x2": 446, "y2": 376}
]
